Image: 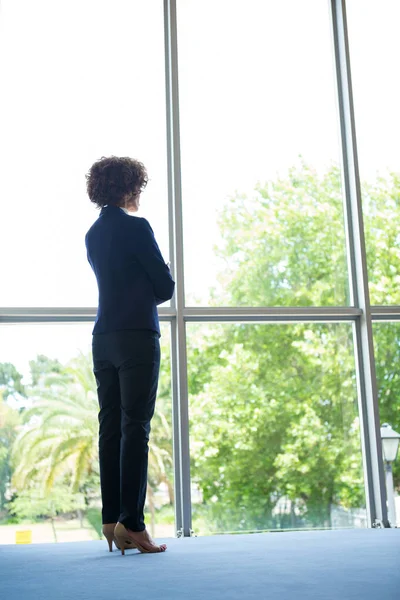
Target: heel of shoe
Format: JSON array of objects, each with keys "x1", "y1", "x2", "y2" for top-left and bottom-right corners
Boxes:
[
  {"x1": 102, "y1": 523, "x2": 117, "y2": 553},
  {"x1": 114, "y1": 522, "x2": 129, "y2": 556},
  {"x1": 113, "y1": 533, "x2": 126, "y2": 555},
  {"x1": 106, "y1": 536, "x2": 113, "y2": 553}
]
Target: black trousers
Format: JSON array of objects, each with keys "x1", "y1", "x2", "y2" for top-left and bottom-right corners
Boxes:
[{"x1": 92, "y1": 329, "x2": 160, "y2": 532}]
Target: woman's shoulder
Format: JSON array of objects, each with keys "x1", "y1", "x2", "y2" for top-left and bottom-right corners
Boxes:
[{"x1": 125, "y1": 215, "x2": 153, "y2": 233}]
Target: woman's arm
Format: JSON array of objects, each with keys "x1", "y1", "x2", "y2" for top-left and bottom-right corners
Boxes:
[{"x1": 132, "y1": 218, "x2": 175, "y2": 302}]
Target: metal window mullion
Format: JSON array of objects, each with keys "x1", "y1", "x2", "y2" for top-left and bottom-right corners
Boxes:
[
  {"x1": 168, "y1": 319, "x2": 183, "y2": 535},
  {"x1": 164, "y1": 0, "x2": 192, "y2": 537},
  {"x1": 330, "y1": 0, "x2": 389, "y2": 527},
  {"x1": 164, "y1": 0, "x2": 182, "y2": 537},
  {"x1": 5, "y1": 305, "x2": 400, "y2": 321},
  {"x1": 370, "y1": 306, "x2": 400, "y2": 321},
  {"x1": 182, "y1": 306, "x2": 362, "y2": 321},
  {"x1": 0, "y1": 306, "x2": 177, "y2": 322}
]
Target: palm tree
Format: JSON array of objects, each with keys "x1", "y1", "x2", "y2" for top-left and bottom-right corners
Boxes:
[
  {"x1": 12, "y1": 352, "x2": 99, "y2": 496},
  {"x1": 12, "y1": 351, "x2": 175, "y2": 531}
]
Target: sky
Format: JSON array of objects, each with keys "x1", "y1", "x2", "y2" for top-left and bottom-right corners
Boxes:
[{"x1": 1, "y1": 0, "x2": 400, "y2": 378}]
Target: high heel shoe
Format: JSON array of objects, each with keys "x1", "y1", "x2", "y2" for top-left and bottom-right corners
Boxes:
[
  {"x1": 113, "y1": 522, "x2": 167, "y2": 555},
  {"x1": 102, "y1": 523, "x2": 121, "y2": 552}
]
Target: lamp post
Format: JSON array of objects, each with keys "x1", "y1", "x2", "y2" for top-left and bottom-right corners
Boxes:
[{"x1": 380, "y1": 423, "x2": 400, "y2": 527}]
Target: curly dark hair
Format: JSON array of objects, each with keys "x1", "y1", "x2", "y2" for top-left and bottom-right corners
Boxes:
[{"x1": 85, "y1": 156, "x2": 148, "y2": 208}]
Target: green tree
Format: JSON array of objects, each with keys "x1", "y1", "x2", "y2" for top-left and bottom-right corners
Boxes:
[
  {"x1": 211, "y1": 162, "x2": 348, "y2": 308},
  {"x1": 362, "y1": 172, "x2": 400, "y2": 305},
  {"x1": 188, "y1": 163, "x2": 400, "y2": 532},
  {"x1": 12, "y1": 353, "x2": 99, "y2": 497},
  {"x1": 0, "y1": 362, "x2": 25, "y2": 401},
  {"x1": 189, "y1": 322, "x2": 363, "y2": 531},
  {"x1": 0, "y1": 392, "x2": 21, "y2": 514},
  {"x1": 8, "y1": 483, "x2": 85, "y2": 542},
  {"x1": 29, "y1": 354, "x2": 63, "y2": 387},
  {"x1": 373, "y1": 321, "x2": 400, "y2": 487}
]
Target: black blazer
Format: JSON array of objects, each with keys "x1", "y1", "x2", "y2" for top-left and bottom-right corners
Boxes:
[{"x1": 85, "y1": 205, "x2": 175, "y2": 336}]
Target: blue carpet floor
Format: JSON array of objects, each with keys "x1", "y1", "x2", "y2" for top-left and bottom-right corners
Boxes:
[{"x1": 1, "y1": 529, "x2": 399, "y2": 600}]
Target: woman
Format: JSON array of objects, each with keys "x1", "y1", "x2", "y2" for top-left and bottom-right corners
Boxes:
[{"x1": 85, "y1": 156, "x2": 175, "y2": 554}]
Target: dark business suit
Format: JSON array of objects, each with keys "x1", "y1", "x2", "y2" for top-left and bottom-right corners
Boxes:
[{"x1": 85, "y1": 205, "x2": 175, "y2": 531}]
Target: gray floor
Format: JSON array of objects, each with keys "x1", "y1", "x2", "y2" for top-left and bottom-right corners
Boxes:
[{"x1": 1, "y1": 529, "x2": 399, "y2": 600}]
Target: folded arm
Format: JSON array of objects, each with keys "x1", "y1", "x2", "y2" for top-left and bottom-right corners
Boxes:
[{"x1": 132, "y1": 218, "x2": 175, "y2": 303}]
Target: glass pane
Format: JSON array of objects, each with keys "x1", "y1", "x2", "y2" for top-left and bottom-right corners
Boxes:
[
  {"x1": 372, "y1": 322, "x2": 400, "y2": 525},
  {"x1": 187, "y1": 322, "x2": 366, "y2": 534},
  {"x1": 0, "y1": 0, "x2": 169, "y2": 307},
  {"x1": 347, "y1": 1, "x2": 400, "y2": 305},
  {"x1": 0, "y1": 323, "x2": 174, "y2": 543},
  {"x1": 178, "y1": 0, "x2": 348, "y2": 307}
]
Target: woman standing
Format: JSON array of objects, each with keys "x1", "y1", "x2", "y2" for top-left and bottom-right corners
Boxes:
[{"x1": 85, "y1": 156, "x2": 175, "y2": 554}]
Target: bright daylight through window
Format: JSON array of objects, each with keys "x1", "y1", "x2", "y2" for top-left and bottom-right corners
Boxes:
[{"x1": 0, "y1": 0, "x2": 399, "y2": 548}]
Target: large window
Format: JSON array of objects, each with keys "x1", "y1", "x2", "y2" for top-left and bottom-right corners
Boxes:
[
  {"x1": 1, "y1": 1, "x2": 398, "y2": 540},
  {"x1": 0, "y1": 323, "x2": 174, "y2": 542},
  {"x1": 178, "y1": 0, "x2": 348, "y2": 307},
  {"x1": 188, "y1": 322, "x2": 366, "y2": 533},
  {"x1": 0, "y1": 0, "x2": 169, "y2": 307},
  {"x1": 347, "y1": 0, "x2": 400, "y2": 305},
  {"x1": 372, "y1": 322, "x2": 400, "y2": 522}
]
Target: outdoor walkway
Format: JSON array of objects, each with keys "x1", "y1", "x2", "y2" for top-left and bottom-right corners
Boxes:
[{"x1": 1, "y1": 528, "x2": 399, "y2": 600}]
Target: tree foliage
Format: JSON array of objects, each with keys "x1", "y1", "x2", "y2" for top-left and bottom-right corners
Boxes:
[
  {"x1": 212, "y1": 163, "x2": 348, "y2": 307},
  {"x1": 29, "y1": 354, "x2": 63, "y2": 387},
  {"x1": 0, "y1": 363, "x2": 25, "y2": 401},
  {"x1": 188, "y1": 163, "x2": 400, "y2": 531},
  {"x1": 0, "y1": 393, "x2": 20, "y2": 513}
]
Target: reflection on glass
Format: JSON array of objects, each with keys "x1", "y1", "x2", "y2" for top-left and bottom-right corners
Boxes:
[
  {"x1": 347, "y1": 0, "x2": 400, "y2": 305},
  {"x1": 178, "y1": 0, "x2": 348, "y2": 307},
  {"x1": 0, "y1": 323, "x2": 173, "y2": 543},
  {"x1": 187, "y1": 322, "x2": 366, "y2": 534},
  {"x1": 0, "y1": 0, "x2": 168, "y2": 306}
]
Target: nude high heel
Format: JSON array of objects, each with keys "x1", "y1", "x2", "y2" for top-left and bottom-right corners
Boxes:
[
  {"x1": 102, "y1": 523, "x2": 120, "y2": 552},
  {"x1": 113, "y1": 522, "x2": 167, "y2": 555},
  {"x1": 113, "y1": 522, "x2": 136, "y2": 555}
]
